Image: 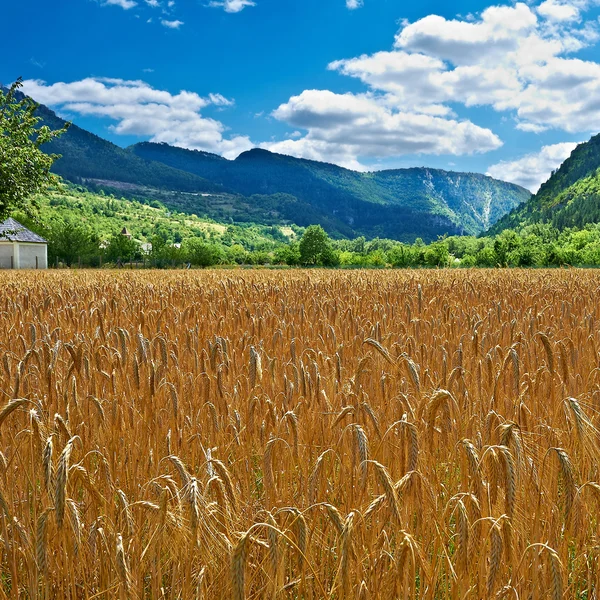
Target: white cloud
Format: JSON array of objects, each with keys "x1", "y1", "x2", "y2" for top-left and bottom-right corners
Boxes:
[
  {"x1": 262, "y1": 138, "x2": 367, "y2": 171},
  {"x1": 161, "y1": 18, "x2": 183, "y2": 28},
  {"x1": 395, "y1": 4, "x2": 574, "y2": 66},
  {"x1": 268, "y1": 89, "x2": 502, "y2": 168},
  {"x1": 21, "y1": 78, "x2": 252, "y2": 159},
  {"x1": 208, "y1": 0, "x2": 256, "y2": 13},
  {"x1": 145, "y1": 0, "x2": 160, "y2": 6},
  {"x1": 395, "y1": 4, "x2": 539, "y2": 66},
  {"x1": 538, "y1": 0, "x2": 580, "y2": 21},
  {"x1": 208, "y1": 93, "x2": 234, "y2": 106},
  {"x1": 487, "y1": 142, "x2": 580, "y2": 191},
  {"x1": 103, "y1": 0, "x2": 137, "y2": 9},
  {"x1": 268, "y1": 1, "x2": 600, "y2": 167},
  {"x1": 319, "y1": 0, "x2": 600, "y2": 138},
  {"x1": 346, "y1": 0, "x2": 363, "y2": 9}
]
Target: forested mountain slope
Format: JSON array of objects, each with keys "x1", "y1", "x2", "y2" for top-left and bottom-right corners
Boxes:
[
  {"x1": 35, "y1": 103, "x2": 223, "y2": 193},
  {"x1": 489, "y1": 135, "x2": 600, "y2": 233},
  {"x1": 131, "y1": 142, "x2": 530, "y2": 236},
  {"x1": 20, "y1": 90, "x2": 531, "y2": 241}
]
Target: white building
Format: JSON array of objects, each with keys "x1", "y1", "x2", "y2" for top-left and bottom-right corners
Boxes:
[{"x1": 0, "y1": 218, "x2": 48, "y2": 269}]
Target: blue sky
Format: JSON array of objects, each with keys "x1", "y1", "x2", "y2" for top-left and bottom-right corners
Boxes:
[{"x1": 3, "y1": 0, "x2": 600, "y2": 190}]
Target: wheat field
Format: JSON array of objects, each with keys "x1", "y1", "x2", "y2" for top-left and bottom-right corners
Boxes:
[{"x1": 1, "y1": 269, "x2": 599, "y2": 599}]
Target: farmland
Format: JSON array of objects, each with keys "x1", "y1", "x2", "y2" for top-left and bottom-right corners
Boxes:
[{"x1": 1, "y1": 269, "x2": 600, "y2": 598}]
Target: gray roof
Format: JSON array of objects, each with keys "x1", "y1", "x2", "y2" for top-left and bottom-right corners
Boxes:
[{"x1": 0, "y1": 218, "x2": 46, "y2": 243}]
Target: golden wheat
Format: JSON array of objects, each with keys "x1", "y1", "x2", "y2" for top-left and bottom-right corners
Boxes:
[{"x1": 1, "y1": 268, "x2": 600, "y2": 597}]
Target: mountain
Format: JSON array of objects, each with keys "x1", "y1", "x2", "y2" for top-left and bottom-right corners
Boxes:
[
  {"x1": 129, "y1": 143, "x2": 530, "y2": 239},
  {"x1": 23, "y1": 185, "x2": 295, "y2": 250},
  {"x1": 25, "y1": 92, "x2": 530, "y2": 242},
  {"x1": 489, "y1": 135, "x2": 600, "y2": 233},
  {"x1": 34, "y1": 103, "x2": 223, "y2": 194}
]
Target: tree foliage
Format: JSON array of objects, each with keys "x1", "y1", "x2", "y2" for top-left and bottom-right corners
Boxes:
[
  {"x1": 0, "y1": 79, "x2": 68, "y2": 219},
  {"x1": 299, "y1": 225, "x2": 332, "y2": 265},
  {"x1": 490, "y1": 134, "x2": 600, "y2": 235},
  {"x1": 46, "y1": 220, "x2": 100, "y2": 266},
  {"x1": 182, "y1": 238, "x2": 223, "y2": 267},
  {"x1": 104, "y1": 233, "x2": 140, "y2": 263}
]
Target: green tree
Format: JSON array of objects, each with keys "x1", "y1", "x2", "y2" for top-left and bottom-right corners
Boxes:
[
  {"x1": 227, "y1": 244, "x2": 249, "y2": 265},
  {"x1": 387, "y1": 244, "x2": 414, "y2": 268},
  {"x1": 424, "y1": 240, "x2": 450, "y2": 267},
  {"x1": 149, "y1": 234, "x2": 168, "y2": 258},
  {"x1": 299, "y1": 225, "x2": 331, "y2": 265},
  {"x1": 248, "y1": 250, "x2": 270, "y2": 265},
  {"x1": 339, "y1": 251, "x2": 363, "y2": 267},
  {"x1": 321, "y1": 245, "x2": 341, "y2": 267},
  {"x1": 366, "y1": 249, "x2": 387, "y2": 267},
  {"x1": 350, "y1": 236, "x2": 366, "y2": 253},
  {"x1": 47, "y1": 220, "x2": 100, "y2": 266},
  {"x1": 0, "y1": 79, "x2": 68, "y2": 219},
  {"x1": 183, "y1": 238, "x2": 223, "y2": 267},
  {"x1": 494, "y1": 230, "x2": 521, "y2": 266},
  {"x1": 148, "y1": 234, "x2": 176, "y2": 267},
  {"x1": 274, "y1": 243, "x2": 301, "y2": 266},
  {"x1": 475, "y1": 245, "x2": 498, "y2": 267},
  {"x1": 460, "y1": 254, "x2": 477, "y2": 268},
  {"x1": 105, "y1": 233, "x2": 140, "y2": 263}
]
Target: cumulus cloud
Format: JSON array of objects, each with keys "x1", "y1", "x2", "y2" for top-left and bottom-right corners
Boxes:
[
  {"x1": 161, "y1": 19, "x2": 183, "y2": 28},
  {"x1": 208, "y1": 0, "x2": 256, "y2": 13},
  {"x1": 323, "y1": 1, "x2": 600, "y2": 135},
  {"x1": 21, "y1": 78, "x2": 252, "y2": 159},
  {"x1": 263, "y1": 138, "x2": 367, "y2": 171},
  {"x1": 487, "y1": 142, "x2": 580, "y2": 191},
  {"x1": 208, "y1": 93, "x2": 234, "y2": 106},
  {"x1": 103, "y1": 0, "x2": 137, "y2": 9},
  {"x1": 267, "y1": 89, "x2": 502, "y2": 167},
  {"x1": 346, "y1": 0, "x2": 363, "y2": 9},
  {"x1": 537, "y1": 0, "x2": 580, "y2": 21},
  {"x1": 395, "y1": 4, "x2": 539, "y2": 66},
  {"x1": 268, "y1": 1, "x2": 600, "y2": 167}
]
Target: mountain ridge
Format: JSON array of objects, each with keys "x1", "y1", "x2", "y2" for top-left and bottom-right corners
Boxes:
[
  {"x1": 489, "y1": 135, "x2": 600, "y2": 233},
  {"x1": 32, "y1": 102, "x2": 225, "y2": 194},
  {"x1": 14, "y1": 89, "x2": 531, "y2": 242},
  {"x1": 129, "y1": 141, "x2": 530, "y2": 238}
]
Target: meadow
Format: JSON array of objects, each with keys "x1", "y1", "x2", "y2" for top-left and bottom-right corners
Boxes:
[{"x1": 0, "y1": 269, "x2": 599, "y2": 599}]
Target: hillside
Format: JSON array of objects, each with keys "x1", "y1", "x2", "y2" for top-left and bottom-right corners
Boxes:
[
  {"x1": 32, "y1": 102, "x2": 223, "y2": 194},
  {"x1": 130, "y1": 143, "x2": 531, "y2": 238},
  {"x1": 489, "y1": 135, "x2": 600, "y2": 233},
  {"x1": 22, "y1": 185, "x2": 296, "y2": 249},
  {"x1": 23, "y1": 91, "x2": 531, "y2": 242}
]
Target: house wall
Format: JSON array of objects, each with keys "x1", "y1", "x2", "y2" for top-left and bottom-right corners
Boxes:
[
  {"x1": 18, "y1": 243, "x2": 47, "y2": 269},
  {"x1": 0, "y1": 243, "x2": 14, "y2": 269}
]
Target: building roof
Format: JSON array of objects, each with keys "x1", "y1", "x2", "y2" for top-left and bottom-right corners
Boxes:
[{"x1": 0, "y1": 218, "x2": 47, "y2": 243}]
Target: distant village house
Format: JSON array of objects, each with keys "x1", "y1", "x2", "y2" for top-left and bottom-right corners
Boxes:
[{"x1": 0, "y1": 218, "x2": 48, "y2": 269}]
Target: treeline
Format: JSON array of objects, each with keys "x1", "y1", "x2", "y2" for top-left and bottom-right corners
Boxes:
[{"x1": 21, "y1": 219, "x2": 600, "y2": 268}]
